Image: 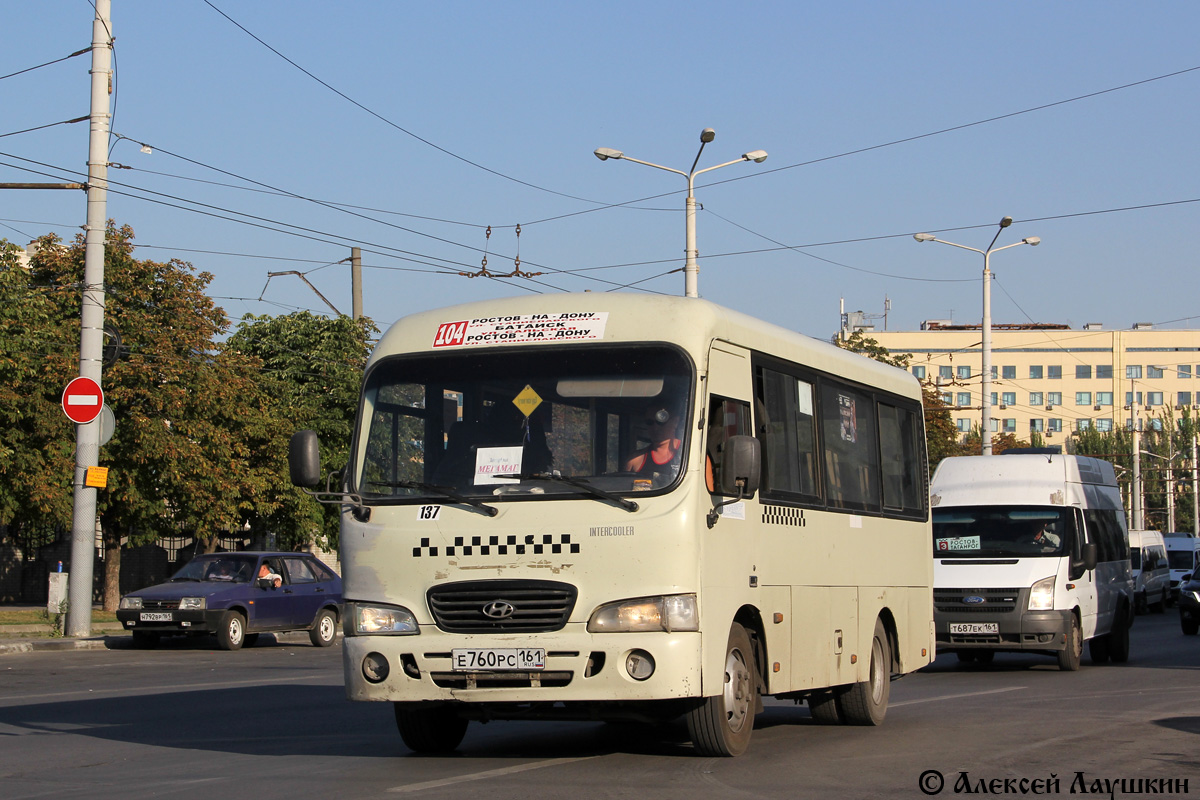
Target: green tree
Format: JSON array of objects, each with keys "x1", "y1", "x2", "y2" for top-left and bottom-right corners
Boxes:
[
  {"x1": 225, "y1": 311, "x2": 376, "y2": 551},
  {"x1": 3, "y1": 225, "x2": 281, "y2": 609}
]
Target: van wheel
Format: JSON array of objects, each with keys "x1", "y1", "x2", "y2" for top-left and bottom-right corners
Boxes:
[
  {"x1": 838, "y1": 618, "x2": 891, "y2": 726},
  {"x1": 1056, "y1": 616, "x2": 1082, "y2": 671},
  {"x1": 394, "y1": 703, "x2": 469, "y2": 753},
  {"x1": 1109, "y1": 608, "x2": 1131, "y2": 663},
  {"x1": 685, "y1": 623, "x2": 757, "y2": 756}
]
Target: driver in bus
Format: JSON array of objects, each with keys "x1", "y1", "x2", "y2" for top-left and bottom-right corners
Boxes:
[
  {"x1": 1026, "y1": 520, "x2": 1062, "y2": 552},
  {"x1": 625, "y1": 405, "x2": 683, "y2": 481}
]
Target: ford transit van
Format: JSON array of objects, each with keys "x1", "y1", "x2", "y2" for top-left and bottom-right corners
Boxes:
[
  {"x1": 931, "y1": 453, "x2": 1135, "y2": 670},
  {"x1": 1128, "y1": 529, "x2": 1169, "y2": 614},
  {"x1": 1165, "y1": 532, "x2": 1200, "y2": 604}
]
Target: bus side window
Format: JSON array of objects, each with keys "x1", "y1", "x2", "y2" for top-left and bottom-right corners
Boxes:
[{"x1": 706, "y1": 396, "x2": 751, "y2": 494}]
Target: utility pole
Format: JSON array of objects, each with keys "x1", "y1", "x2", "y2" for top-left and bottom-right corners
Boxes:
[
  {"x1": 351, "y1": 247, "x2": 362, "y2": 320},
  {"x1": 1131, "y1": 386, "x2": 1143, "y2": 531},
  {"x1": 65, "y1": 0, "x2": 112, "y2": 638}
]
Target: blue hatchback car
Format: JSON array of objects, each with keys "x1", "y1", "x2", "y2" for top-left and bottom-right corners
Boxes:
[{"x1": 116, "y1": 551, "x2": 343, "y2": 650}]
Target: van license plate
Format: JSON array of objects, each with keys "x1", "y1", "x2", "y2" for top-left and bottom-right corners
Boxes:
[
  {"x1": 139, "y1": 612, "x2": 173, "y2": 622},
  {"x1": 451, "y1": 648, "x2": 545, "y2": 671},
  {"x1": 950, "y1": 622, "x2": 997, "y2": 634}
]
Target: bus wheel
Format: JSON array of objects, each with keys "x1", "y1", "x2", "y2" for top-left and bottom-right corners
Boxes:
[
  {"x1": 686, "y1": 623, "x2": 756, "y2": 756},
  {"x1": 394, "y1": 703, "x2": 469, "y2": 753},
  {"x1": 807, "y1": 688, "x2": 843, "y2": 724},
  {"x1": 838, "y1": 618, "x2": 890, "y2": 726},
  {"x1": 1056, "y1": 616, "x2": 1082, "y2": 671},
  {"x1": 1109, "y1": 608, "x2": 1131, "y2": 662}
]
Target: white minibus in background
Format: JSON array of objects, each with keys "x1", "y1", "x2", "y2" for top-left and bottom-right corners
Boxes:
[
  {"x1": 290, "y1": 293, "x2": 934, "y2": 757},
  {"x1": 1165, "y1": 531, "x2": 1200, "y2": 604},
  {"x1": 1128, "y1": 529, "x2": 1169, "y2": 614},
  {"x1": 930, "y1": 451, "x2": 1134, "y2": 670}
]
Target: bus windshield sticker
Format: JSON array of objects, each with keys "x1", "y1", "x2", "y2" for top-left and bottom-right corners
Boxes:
[
  {"x1": 838, "y1": 394, "x2": 857, "y2": 443},
  {"x1": 936, "y1": 535, "x2": 982, "y2": 552},
  {"x1": 432, "y1": 313, "x2": 609, "y2": 348},
  {"x1": 474, "y1": 446, "x2": 523, "y2": 485},
  {"x1": 513, "y1": 385, "x2": 543, "y2": 418}
]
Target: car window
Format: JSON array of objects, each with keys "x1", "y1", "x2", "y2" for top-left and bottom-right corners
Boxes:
[
  {"x1": 283, "y1": 557, "x2": 316, "y2": 584},
  {"x1": 309, "y1": 561, "x2": 336, "y2": 582}
]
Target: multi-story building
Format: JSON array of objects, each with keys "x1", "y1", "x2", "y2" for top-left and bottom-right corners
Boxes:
[{"x1": 867, "y1": 321, "x2": 1200, "y2": 444}]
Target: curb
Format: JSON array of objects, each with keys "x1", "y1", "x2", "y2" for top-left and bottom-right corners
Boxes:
[{"x1": 0, "y1": 630, "x2": 326, "y2": 656}]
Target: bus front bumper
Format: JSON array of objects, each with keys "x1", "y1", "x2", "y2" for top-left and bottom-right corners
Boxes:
[{"x1": 341, "y1": 627, "x2": 704, "y2": 705}]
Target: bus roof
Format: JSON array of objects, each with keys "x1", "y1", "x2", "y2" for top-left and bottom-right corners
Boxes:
[{"x1": 369, "y1": 293, "x2": 921, "y2": 401}]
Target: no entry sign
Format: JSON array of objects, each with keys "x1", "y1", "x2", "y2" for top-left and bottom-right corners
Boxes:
[{"x1": 62, "y1": 377, "x2": 104, "y2": 424}]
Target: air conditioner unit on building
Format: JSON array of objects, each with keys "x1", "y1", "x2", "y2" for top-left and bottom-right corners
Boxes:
[
  {"x1": 1046, "y1": 405, "x2": 1054, "y2": 410},
  {"x1": 1094, "y1": 405, "x2": 1101, "y2": 411}
]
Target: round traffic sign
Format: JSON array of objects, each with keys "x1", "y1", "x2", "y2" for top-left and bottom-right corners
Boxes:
[{"x1": 62, "y1": 377, "x2": 104, "y2": 424}]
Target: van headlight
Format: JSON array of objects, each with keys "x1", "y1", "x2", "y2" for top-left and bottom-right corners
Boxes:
[
  {"x1": 351, "y1": 603, "x2": 419, "y2": 635},
  {"x1": 179, "y1": 597, "x2": 206, "y2": 611},
  {"x1": 587, "y1": 594, "x2": 698, "y2": 633},
  {"x1": 119, "y1": 596, "x2": 142, "y2": 610},
  {"x1": 1028, "y1": 576, "x2": 1056, "y2": 611}
]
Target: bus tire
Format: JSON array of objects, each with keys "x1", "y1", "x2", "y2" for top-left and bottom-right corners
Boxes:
[
  {"x1": 217, "y1": 611, "x2": 246, "y2": 651},
  {"x1": 1109, "y1": 608, "x2": 1131, "y2": 662},
  {"x1": 1056, "y1": 615, "x2": 1082, "y2": 671},
  {"x1": 838, "y1": 618, "x2": 890, "y2": 726},
  {"x1": 394, "y1": 703, "x2": 469, "y2": 753},
  {"x1": 686, "y1": 622, "x2": 756, "y2": 756},
  {"x1": 808, "y1": 688, "x2": 843, "y2": 724}
]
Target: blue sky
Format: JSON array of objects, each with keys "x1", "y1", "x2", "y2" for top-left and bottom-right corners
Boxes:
[{"x1": 3, "y1": 2, "x2": 1198, "y2": 339}]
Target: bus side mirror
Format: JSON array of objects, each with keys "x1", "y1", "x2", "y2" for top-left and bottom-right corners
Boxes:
[
  {"x1": 719, "y1": 435, "x2": 761, "y2": 498},
  {"x1": 289, "y1": 430, "x2": 321, "y2": 488},
  {"x1": 1082, "y1": 542, "x2": 1098, "y2": 572}
]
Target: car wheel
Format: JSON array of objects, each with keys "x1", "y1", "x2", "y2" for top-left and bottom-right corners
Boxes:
[
  {"x1": 685, "y1": 623, "x2": 758, "y2": 756},
  {"x1": 1056, "y1": 615, "x2": 1082, "y2": 671},
  {"x1": 217, "y1": 611, "x2": 246, "y2": 651},
  {"x1": 309, "y1": 608, "x2": 337, "y2": 647},
  {"x1": 394, "y1": 703, "x2": 469, "y2": 753}
]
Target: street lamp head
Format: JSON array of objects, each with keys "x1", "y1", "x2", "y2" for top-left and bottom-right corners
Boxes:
[
  {"x1": 594, "y1": 147, "x2": 623, "y2": 161},
  {"x1": 1023, "y1": 236, "x2": 1041, "y2": 246},
  {"x1": 742, "y1": 149, "x2": 768, "y2": 163},
  {"x1": 913, "y1": 233, "x2": 936, "y2": 242},
  {"x1": 999, "y1": 216, "x2": 1013, "y2": 228},
  {"x1": 700, "y1": 128, "x2": 716, "y2": 143}
]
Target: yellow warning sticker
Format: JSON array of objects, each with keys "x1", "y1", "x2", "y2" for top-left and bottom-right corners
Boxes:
[
  {"x1": 512, "y1": 385, "x2": 543, "y2": 418},
  {"x1": 85, "y1": 466, "x2": 109, "y2": 489}
]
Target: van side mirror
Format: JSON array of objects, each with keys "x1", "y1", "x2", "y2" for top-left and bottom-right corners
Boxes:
[
  {"x1": 1082, "y1": 542, "x2": 1098, "y2": 572},
  {"x1": 719, "y1": 435, "x2": 761, "y2": 497},
  {"x1": 289, "y1": 430, "x2": 321, "y2": 488}
]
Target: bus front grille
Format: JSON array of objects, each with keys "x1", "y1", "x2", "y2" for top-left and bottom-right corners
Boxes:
[{"x1": 427, "y1": 580, "x2": 577, "y2": 633}]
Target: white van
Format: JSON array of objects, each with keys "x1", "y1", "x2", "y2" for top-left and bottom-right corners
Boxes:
[
  {"x1": 1165, "y1": 532, "x2": 1200, "y2": 603},
  {"x1": 930, "y1": 452, "x2": 1135, "y2": 670},
  {"x1": 1128, "y1": 529, "x2": 1169, "y2": 614}
]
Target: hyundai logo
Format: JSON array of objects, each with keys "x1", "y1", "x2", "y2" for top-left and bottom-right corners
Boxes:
[
  {"x1": 482, "y1": 600, "x2": 516, "y2": 619},
  {"x1": 963, "y1": 595, "x2": 986, "y2": 605}
]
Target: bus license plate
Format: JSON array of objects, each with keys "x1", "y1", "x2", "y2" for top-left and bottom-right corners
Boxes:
[
  {"x1": 139, "y1": 612, "x2": 173, "y2": 622},
  {"x1": 950, "y1": 622, "x2": 998, "y2": 635},
  {"x1": 451, "y1": 648, "x2": 545, "y2": 671}
]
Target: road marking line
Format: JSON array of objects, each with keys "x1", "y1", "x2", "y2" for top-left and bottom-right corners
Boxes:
[
  {"x1": 891, "y1": 686, "x2": 1025, "y2": 707},
  {"x1": 386, "y1": 756, "x2": 601, "y2": 794}
]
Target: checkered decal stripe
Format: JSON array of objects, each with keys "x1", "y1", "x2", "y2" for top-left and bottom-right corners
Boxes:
[
  {"x1": 413, "y1": 534, "x2": 580, "y2": 557},
  {"x1": 762, "y1": 505, "x2": 806, "y2": 527}
]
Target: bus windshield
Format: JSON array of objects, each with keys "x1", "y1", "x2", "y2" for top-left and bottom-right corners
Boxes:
[
  {"x1": 354, "y1": 345, "x2": 693, "y2": 502},
  {"x1": 932, "y1": 506, "x2": 1072, "y2": 558}
]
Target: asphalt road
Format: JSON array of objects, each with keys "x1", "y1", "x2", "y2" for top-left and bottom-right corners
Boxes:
[{"x1": 1, "y1": 613, "x2": 1197, "y2": 800}]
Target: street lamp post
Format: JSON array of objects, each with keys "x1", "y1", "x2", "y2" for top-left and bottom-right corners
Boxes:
[
  {"x1": 595, "y1": 128, "x2": 767, "y2": 298},
  {"x1": 914, "y1": 217, "x2": 1041, "y2": 455}
]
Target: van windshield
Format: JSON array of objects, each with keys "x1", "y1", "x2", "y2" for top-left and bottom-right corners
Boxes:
[
  {"x1": 354, "y1": 345, "x2": 693, "y2": 502},
  {"x1": 933, "y1": 506, "x2": 1071, "y2": 558}
]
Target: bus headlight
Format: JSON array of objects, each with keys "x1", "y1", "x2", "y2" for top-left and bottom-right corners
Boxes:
[
  {"x1": 587, "y1": 594, "x2": 698, "y2": 633},
  {"x1": 179, "y1": 597, "x2": 206, "y2": 611},
  {"x1": 351, "y1": 603, "x2": 420, "y2": 635},
  {"x1": 1028, "y1": 576, "x2": 1056, "y2": 611},
  {"x1": 119, "y1": 596, "x2": 142, "y2": 610}
]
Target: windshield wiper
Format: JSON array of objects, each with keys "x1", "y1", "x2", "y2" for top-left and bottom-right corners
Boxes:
[
  {"x1": 521, "y1": 472, "x2": 638, "y2": 513},
  {"x1": 371, "y1": 480, "x2": 498, "y2": 517}
]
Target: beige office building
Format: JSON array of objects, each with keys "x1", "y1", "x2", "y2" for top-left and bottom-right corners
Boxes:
[{"x1": 868, "y1": 321, "x2": 1200, "y2": 444}]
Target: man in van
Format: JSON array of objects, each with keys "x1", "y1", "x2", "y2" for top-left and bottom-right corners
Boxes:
[{"x1": 1026, "y1": 521, "x2": 1061, "y2": 552}]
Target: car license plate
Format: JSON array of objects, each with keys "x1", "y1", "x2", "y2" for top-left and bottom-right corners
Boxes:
[
  {"x1": 451, "y1": 648, "x2": 545, "y2": 671},
  {"x1": 139, "y1": 612, "x2": 173, "y2": 622},
  {"x1": 950, "y1": 622, "x2": 998, "y2": 635}
]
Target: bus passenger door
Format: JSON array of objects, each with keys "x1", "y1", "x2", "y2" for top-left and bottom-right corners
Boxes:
[{"x1": 1074, "y1": 507, "x2": 1101, "y2": 639}]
